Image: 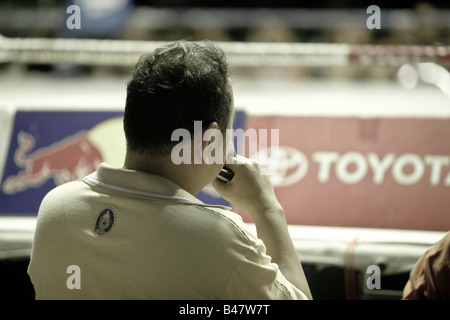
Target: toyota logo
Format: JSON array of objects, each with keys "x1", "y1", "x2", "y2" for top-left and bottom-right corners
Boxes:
[{"x1": 252, "y1": 146, "x2": 309, "y2": 187}]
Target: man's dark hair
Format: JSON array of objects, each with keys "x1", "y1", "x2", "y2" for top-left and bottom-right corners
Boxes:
[{"x1": 124, "y1": 40, "x2": 232, "y2": 156}]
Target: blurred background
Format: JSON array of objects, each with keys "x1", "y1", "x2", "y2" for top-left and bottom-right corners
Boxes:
[
  {"x1": 1, "y1": 0, "x2": 449, "y2": 76},
  {"x1": 1, "y1": 1, "x2": 449, "y2": 42},
  {"x1": 0, "y1": 0, "x2": 449, "y2": 300}
]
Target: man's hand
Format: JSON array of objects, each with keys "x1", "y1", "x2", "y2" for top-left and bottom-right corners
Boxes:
[
  {"x1": 212, "y1": 155, "x2": 282, "y2": 217},
  {"x1": 211, "y1": 155, "x2": 313, "y2": 299}
]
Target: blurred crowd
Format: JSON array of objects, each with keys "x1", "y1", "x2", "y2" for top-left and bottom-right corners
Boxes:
[{"x1": 0, "y1": 1, "x2": 448, "y2": 81}]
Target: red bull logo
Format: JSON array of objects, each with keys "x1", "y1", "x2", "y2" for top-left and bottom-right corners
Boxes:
[
  {"x1": 2, "y1": 130, "x2": 103, "y2": 195},
  {"x1": 0, "y1": 111, "x2": 125, "y2": 215}
]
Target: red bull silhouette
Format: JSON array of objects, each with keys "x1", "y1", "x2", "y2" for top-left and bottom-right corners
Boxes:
[{"x1": 2, "y1": 130, "x2": 103, "y2": 195}]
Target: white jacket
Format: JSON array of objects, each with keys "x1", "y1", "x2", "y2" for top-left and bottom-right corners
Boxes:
[{"x1": 28, "y1": 162, "x2": 308, "y2": 300}]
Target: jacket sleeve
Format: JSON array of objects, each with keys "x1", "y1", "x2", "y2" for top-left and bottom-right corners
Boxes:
[
  {"x1": 220, "y1": 237, "x2": 309, "y2": 300},
  {"x1": 402, "y1": 232, "x2": 450, "y2": 300}
]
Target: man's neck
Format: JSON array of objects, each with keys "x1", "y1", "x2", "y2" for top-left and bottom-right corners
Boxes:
[{"x1": 123, "y1": 151, "x2": 207, "y2": 195}]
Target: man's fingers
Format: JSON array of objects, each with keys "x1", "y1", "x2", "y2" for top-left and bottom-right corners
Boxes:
[{"x1": 224, "y1": 154, "x2": 259, "y2": 169}]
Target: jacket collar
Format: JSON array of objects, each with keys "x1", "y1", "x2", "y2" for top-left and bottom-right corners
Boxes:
[{"x1": 84, "y1": 162, "x2": 230, "y2": 210}]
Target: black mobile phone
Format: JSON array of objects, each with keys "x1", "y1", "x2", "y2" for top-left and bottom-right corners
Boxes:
[{"x1": 217, "y1": 167, "x2": 234, "y2": 183}]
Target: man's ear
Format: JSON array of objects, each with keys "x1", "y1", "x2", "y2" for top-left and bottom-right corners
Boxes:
[
  {"x1": 202, "y1": 122, "x2": 220, "y2": 147},
  {"x1": 202, "y1": 122, "x2": 226, "y2": 165}
]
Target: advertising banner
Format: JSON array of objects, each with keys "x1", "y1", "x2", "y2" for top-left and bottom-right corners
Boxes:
[
  {"x1": 3, "y1": 110, "x2": 448, "y2": 231},
  {"x1": 239, "y1": 116, "x2": 450, "y2": 231}
]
